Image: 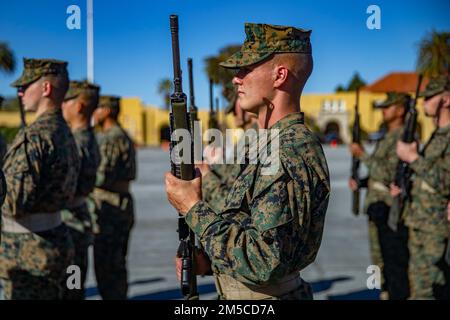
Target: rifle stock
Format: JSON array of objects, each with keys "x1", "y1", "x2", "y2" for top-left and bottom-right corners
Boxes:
[
  {"x1": 388, "y1": 74, "x2": 423, "y2": 232},
  {"x1": 169, "y1": 14, "x2": 198, "y2": 299},
  {"x1": 351, "y1": 88, "x2": 361, "y2": 216}
]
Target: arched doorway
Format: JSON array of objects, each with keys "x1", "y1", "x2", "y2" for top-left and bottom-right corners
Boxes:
[
  {"x1": 160, "y1": 125, "x2": 171, "y2": 150},
  {"x1": 323, "y1": 121, "x2": 342, "y2": 144}
]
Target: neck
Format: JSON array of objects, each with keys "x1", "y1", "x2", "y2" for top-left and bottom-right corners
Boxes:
[
  {"x1": 437, "y1": 108, "x2": 450, "y2": 128},
  {"x1": 35, "y1": 99, "x2": 59, "y2": 119},
  {"x1": 101, "y1": 117, "x2": 118, "y2": 131},
  {"x1": 70, "y1": 115, "x2": 90, "y2": 131},
  {"x1": 257, "y1": 94, "x2": 299, "y2": 129},
  {"x1": 387, "y1": 118, "x2": 403, "y2": 131}
]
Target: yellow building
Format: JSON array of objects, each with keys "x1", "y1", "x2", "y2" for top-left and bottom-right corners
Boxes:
[
  {"x1": 0, "y1": 72, "x2": 435, "y2": 146},
  {"x1": 300, "y1": 72, "x2": 434, "y2": 144}
]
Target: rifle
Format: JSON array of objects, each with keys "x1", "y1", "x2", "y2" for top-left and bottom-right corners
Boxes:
[
  {"x1": 208, "y1": 78, "x2": 218, "y2": 130},
  {"x1": 446, "y1": 235, "x2": 450, "y2": 266},
  {"x1": 351, "y1": 88, "x2": 361, "y2": 216},
  {"x1": 187, "y1": 58, "x2": 198, "y2": 127},
  {"x1": 388, "y1": 74, "x2": 423, "y2": 232},
  {"x1": 169, "y1": 14, "x2": 198, "y2": 299}
]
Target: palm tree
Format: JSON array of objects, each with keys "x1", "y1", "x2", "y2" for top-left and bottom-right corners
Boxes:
[
  {"x1": 157, "y1": 78, "x2": 173, "y2": 110},
  {"x1": 204, "y1": 44, "x2": 241, "y2": 103},
  {"x1": 0, "y1": 42, "x2": 16, "y2": 74},
  {"x1": 416, "y1": 30, "x2": 450, "y2": 76}
]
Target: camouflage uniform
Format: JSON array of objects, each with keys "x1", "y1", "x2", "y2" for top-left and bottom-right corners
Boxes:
[
  {"x1": 0, "y1": 59, "x2": 80, "y2": 299},
  {"x1": 0, "y1": 134, "x2": 7, "y2": 166},
  {"x1": 186, "y1": 24, "x2": 329, "y2": 300},
  {"x1": 202, "y1": 122, "x2": 259, "y2": 213},
  {"x1": 61, "y1": 81, "x2": 101, "y2": 300},
  {"x1": 92, "y1": 96, "x2": 136, "y2": 300},
  {"x1": 359, "y1": 92, "x2": 411, "y2": 299},
  {"x1": 404, "y1": 76, "x2": 450, "y2": 299}
]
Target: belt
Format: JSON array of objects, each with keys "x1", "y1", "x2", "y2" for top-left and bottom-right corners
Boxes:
[
  {"x1": 369, "y1": 180, "x2": 390, "y2": 193},
  {"x1": 2, "y1": 212, "x2": 62, "y2": 233},
  {"x1": 214, "y1": 272, "x2": 302, "y2": 300},
  {"x1": 67, "y1": 196, "x2": 86, "y2": 209},
  {"x1": 93, "y1": 187, "x2": 130, "y2": 210},
  {"x1": 99, "y1": 181, "x2": 130, "y2": 194}
]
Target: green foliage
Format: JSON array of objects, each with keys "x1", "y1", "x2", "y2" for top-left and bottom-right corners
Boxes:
[
  {"x1": 347, "y1": 72, "x2": 367, "y2": 92},
  {"x1": 0, "y1": 42, "x2": 16, "y2": 74},
  {"x1": 335, "y1": 72, "x2": 367, "y2": 92},
  {"x1": 0, "y1": 126, "x2": 20, "y2": 144},
  {"x1": 0, "y1": 96, "x2": 20, "y2": 111},
  {"x1": 204, "y1": 44, "x2": 241, "y2": 103},
  {"x1": 157, "y1": 78, "x2": 173, "y2": 110},
  {"x1": 416, "y1": 30, "x2": 450, "y2": 76}
]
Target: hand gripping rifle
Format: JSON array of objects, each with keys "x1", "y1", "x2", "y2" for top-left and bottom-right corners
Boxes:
[
  {"x1": 351, "y1": 88, "x2": 361, "y2": 216},
  {"x1": 169, "y1": 14, "x2": 198, "y2": 300},
  {"x1": 388, "y1": 74, "x2": 422, "y2": 232}
]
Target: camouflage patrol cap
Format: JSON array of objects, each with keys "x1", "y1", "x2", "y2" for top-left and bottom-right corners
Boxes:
[
  {"x1": 220, "y1": 23, "x2": 312, "y2": 69},
  {"x1": 99, "y1": 95, "x2": 121, "y2": 112},
  {"x1": 220, "y1": 23, "x2": 311, "y2": 69},
  {"x1": 11, "y1": 58, "x2": 69, "y2": 87},
  {"x1": 64, "y1": 80, "x2": 100, "y2": 101},
  {"x1": 419, "y1": 75, "x2": 450, "y2": 99},
  {"x1": 375, "y1": 92, "x2": 411, "y2": 108}
]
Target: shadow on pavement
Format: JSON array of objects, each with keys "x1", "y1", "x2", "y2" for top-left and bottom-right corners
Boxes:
[
  {"x1": 310, "y1": 276, "x2": 352, "y2": 294},
  {"x1": 129, "y1": 283, "x2": 217, "y2": 300},
  {"x1": 328, "y1": 288, "x2": 380, "y2": 300},
  {"x1": 85, "y1": 277, "x2": 166, "y2": 298},
  {"x1": 85, "y1": 276, "x2": 378, "y2": 300}
]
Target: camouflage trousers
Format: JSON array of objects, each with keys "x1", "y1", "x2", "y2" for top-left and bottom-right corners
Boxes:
[
  {"x1": 92, "y1": 192, "x2": 134, "y2": 300},
  {"x1": 408, "y1": 228, "x2": 450, "y2": 300},
  {"x1": 217, "y1": 278, "x2": 313, "y2": 300},
  {"x1": 367, "y1": 220, "x2": 385, "y2": 290},
  {"x1": 368, "y1": 201, "x2": 410, "y2": 299},
  {"x1": 0, "y1": 224, "x2": 74, "y2": 300},
  {"x1": 61, "y1": 204, "x2": 95, "y2": 300}
]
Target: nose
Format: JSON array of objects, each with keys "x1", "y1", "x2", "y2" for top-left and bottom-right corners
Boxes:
[
  {"x1": 18, "y1": 91, "x2": 24, "y2": 97},
  {"x1": 232, "y1": 76, "x2": 242, "y2": 86}
]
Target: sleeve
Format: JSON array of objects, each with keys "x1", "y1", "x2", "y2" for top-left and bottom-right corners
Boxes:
[
  {"x1": 186, "y1": 152, "x2": 328, "y2": 286},
  {"x1": 360, "y1": 151, "x2": 374, "y2": 168},
  {"x1": 409, "y1": 150, "x2": 450, "y2": 196},
  {"x1": 1, "y1": 132, "x2": 43, "y2": 217},
  {"x1": 202, "y1": 164, "x2": 241, "y2": 209},
  {"x1": 95, "y1": 138, "x2": 120, "y2": 189}
]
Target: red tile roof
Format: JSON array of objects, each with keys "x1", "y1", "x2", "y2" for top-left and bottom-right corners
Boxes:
[{"x1": 362, "y1": 72, "x2": 429, "y2": 93}]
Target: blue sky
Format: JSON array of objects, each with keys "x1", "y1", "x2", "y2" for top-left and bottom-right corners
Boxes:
[{"x1": 1, "y1": 0, "x2": 449, "y2": 109}]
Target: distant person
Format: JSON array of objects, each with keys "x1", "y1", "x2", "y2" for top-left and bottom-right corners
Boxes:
[
  {"x1": 61, "y1": 80, "x2": 101, "y2": 299},
  {"x1": 350, "y1": 92, "x2": 410, "y2": 300},
  {"x1": 0, "y1": 58, "x2": 80, "y2": 299},
  {"x1": 91, "y1": 95, "x2": 136, "y2": 300},
  {"x1": 392, "y1": 75, "x2": 450, "y2": 299}
]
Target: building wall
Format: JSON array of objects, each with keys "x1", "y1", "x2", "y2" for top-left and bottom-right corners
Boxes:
[
  {"x1": 300, "y1": 91, "x2": 435, "y2": 143},
  {"x1": 0, "y1": 93, "x2": 435, "y2": 146}
]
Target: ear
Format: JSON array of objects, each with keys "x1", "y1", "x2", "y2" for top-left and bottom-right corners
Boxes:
[
  {"x1": 76, "y1": 100, "x2": 84, "y2": 113},
  {"x1": 41, "y1": 80, "x2": 52, "y2": 97},
  {"x1": 442, "y1": 93, "x2": 450, "y2": 108},
  {"x1": 273, "y1": 65, "x2": 289, "y2": 88}
]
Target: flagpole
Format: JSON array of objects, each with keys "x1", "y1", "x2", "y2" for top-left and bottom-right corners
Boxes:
[{"x1": 87, "y1": 0, "x2": 94, "y2": 82}]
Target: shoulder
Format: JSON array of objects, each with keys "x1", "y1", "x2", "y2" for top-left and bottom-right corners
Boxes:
[{"x1": 279, "y1": 123, "x2": 327, "y2": 170}]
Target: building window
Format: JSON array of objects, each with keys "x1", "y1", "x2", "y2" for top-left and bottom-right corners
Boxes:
[{"x1": 322, "y1": 99, "x2": 346, "y2": 113}]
